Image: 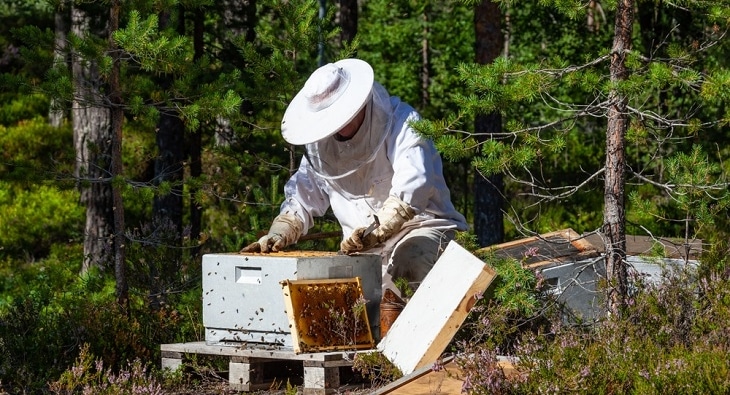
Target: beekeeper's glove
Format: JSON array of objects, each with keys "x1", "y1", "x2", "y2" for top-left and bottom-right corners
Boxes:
[
  {"x1": 240, "y1": 213, "x2": 304, "y2": 253},
  {"x1": 340, "y1": 196, "x2": 416, "y2": 254}
]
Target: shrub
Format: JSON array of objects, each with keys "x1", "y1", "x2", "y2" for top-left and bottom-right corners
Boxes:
[
  {"x1": 48, "y1": 344, "x2": 164, "y2": 395},
  {"x1": 0, "y1": 276, "x2": 79, "y2": 392},
  {"x1": 0, "y1": 245, "x2": 203, "y2": 394},
  {"x1": 0, "y1": 181, "x2": 83, "y2": 259},
  {"x1": 352, "y1": 351, "x2": 403, "y2": 388},
  {"x1": 0, "y1": 94, "x2": 49, "y2": 126},
  {"x1": 0, "y1": 116, "x2": 74, "y2": 183},
  {"x1": 455, "y1": 257, "x2": 730, "y2": 394}
]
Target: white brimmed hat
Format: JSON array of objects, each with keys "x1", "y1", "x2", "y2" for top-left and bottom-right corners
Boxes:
[{"x1": 281, "y1": 59, "x2": 374, "y2": 145}]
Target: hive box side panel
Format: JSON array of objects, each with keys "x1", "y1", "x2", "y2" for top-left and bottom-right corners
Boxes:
[
  {"x1": 377, "y1": 241, "x2": 497, "y2": 375},
  {"x1": 203, "y1": 254, "x2": 299, "y2": 346},
  {"x1": 202, "y1": 253, "x2": 382, "y2": 348}
]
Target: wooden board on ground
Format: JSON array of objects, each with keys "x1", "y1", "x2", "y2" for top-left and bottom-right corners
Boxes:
[
  {"x1": 477, "y1": 228, "x2": 599, "y2": 269},
  {"x1": 374, "y1": 356, "x2": 517, "y2": 394},
  {"x1": 377, "y1": 241, "x2": 498, "y2": 375}
]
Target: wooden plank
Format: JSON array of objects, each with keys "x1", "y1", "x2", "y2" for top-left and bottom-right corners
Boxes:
[
  {"x1": 160, "y1": 341, "x2": 355, "y2": 361},
  {"x1": 582, "y1": 233, "x2": 702, "y2": 260},
  {"x1": 477, "y1": 228, "x2": 600, "y2": 269},
  {"x1": 374, "y1": 357, "x2": 517, "y2": 394},
  {"x1": 377, "y1": 241, "x2": 498, "y2": 375},
  {"x1": 371, "y1": 355, "x2": 454, "y2": 395},
  {"x1": 160, "y1": 342, "x2": 359, "y2": 394}
]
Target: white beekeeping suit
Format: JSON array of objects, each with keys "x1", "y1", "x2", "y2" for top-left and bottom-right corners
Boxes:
[{"x1": 242, "y1": 59, "x2": 467, "y2": 292}]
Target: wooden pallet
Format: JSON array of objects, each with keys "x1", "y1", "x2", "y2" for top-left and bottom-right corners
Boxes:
[{"x1": 161, "y1": 341, "x2": 361, "y2": 394}]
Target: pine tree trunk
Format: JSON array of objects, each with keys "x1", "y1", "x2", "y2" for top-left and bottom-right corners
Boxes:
[
  {"x1": 71, "y1": 4, "x2": 114, "y2": 274},
  {"x1": 338, "y1": 0, "x2": 358, "y2": 45},
  {"x1": 109, "y1": 0, "x2": 128, "y2": 309},
  {"x1": 604, "y1": 0, "x2": 633, "y2": 315},
  {"x1": 421, "y1": 7, "x2": 430, "y2": 109},
  {"x1": 189, "y1": 9, "x2": 205, "y2": 252},
  {"x1": 473, "y1": 0, "x2": 504, "y2": 247},
  {"x1": 152, "y1": 112, "x2": 185, "y2": 235},
  {"x1": 49, "y1": 5, "x2": 68, "y2": 127},
  {"x1": 149, "y1": 112, "x2": 184, "y2": 309}
]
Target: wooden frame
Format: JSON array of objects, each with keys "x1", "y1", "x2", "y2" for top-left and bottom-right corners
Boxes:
[{"x1": 281, "y1": 278, "x2": 374, "y2": 354}]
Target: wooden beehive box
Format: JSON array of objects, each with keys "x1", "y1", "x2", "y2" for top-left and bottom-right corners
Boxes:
[
  {"x1": 478, "y1": 228, "x2": 599, "y2": 269},
  {"x1": 281, "y1": 278, "x2": 374, "y2": 354},
  {"x1": 202, "y1": 252, "x2": 381, "y2": 348}
]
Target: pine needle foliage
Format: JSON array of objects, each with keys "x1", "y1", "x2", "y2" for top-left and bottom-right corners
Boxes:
[{"x1": 419, "y1": 0, "x2": 730, "y2": 242}]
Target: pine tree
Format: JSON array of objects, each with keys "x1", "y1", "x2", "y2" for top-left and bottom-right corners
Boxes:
[
  {"x1": 70, "y1": 1, "x2": 115, "y2": 274},
  {"x1": 417, "y1": 0, "x2": 730, "y2": 313}
]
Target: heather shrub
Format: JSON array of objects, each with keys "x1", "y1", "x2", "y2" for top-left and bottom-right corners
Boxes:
[
  {"x1": 0, "y1": 253, "x2": 76, "y2": 391},
  {"x1": 455, "y1": 255, "x2": 730, "y2": 394},
  {"x1": 48, "y1": 344, "x2": 164, "y2": 395},
  {"x1": 0, "y1": 244, "x2": 203, "y2": 393},
  {"x1": 453, "y1": 253, "x2": 558, "y2": 394},
  {"x1": 354, "y1": 247, "x2": 553, "y2": 391}
]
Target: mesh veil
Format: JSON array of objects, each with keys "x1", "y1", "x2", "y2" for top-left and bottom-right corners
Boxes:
[{"x1": 303, "y1": 82, "x2": 393, "y2": 195}]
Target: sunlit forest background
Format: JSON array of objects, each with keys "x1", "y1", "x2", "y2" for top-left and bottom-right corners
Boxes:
[{"x1": 1, "y1": 0, "x2": 729, "y2": 393}]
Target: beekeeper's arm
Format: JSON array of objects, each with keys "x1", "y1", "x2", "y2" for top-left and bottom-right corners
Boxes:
[
  {"x1": 241, "y1": 159, "x2": 330, "y2": 253},
  {"x1": 341, "y1": 108, "x2": 438, "y2": 254}
]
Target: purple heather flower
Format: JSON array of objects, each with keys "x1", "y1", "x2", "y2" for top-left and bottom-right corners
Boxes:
[
  {"x1": 461, "y1": 375, "x2": 473, "y2": 393},
  {"x1": 524, "y1": 247, "x2": 539, "y2": 258}
]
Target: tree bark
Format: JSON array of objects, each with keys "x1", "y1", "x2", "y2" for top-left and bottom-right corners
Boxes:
[
  {"x1": 604, "y1": 0, "x2": 633, "y2": 315},
  {"x1": 109, "y1": 0, "x2": 128, "y2": 309},
  {"x1": 71, "y1": 4, "x2": 114, "y2": 274},
  {"x1": 148, "y1": 8, "x2": 184, "y2": 309},
  {"x1": 421, "y1": 7, "x2": 430, "y2": 109},
  {"x1": 473, "y1": 0, "x2": 504, "y2": 247},
  {"x1": 189, "y1": 8, "x2": 205, "y2": 251},
  {"x1": 152, "y1": 112, "x2": 185, "y2": 235},
  {"x1": 338, "y1": 0, "x2": 358, "y2": 45},
  {"x1": 50, "y1": 4, "x2": 68, "y2": 127}
]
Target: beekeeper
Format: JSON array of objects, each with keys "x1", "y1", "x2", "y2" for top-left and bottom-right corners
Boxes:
[{"x1": 242, "y1": 58, "x2": 467, "y2": 290}]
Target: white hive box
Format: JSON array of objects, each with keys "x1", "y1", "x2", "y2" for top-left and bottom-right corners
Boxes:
[{"x1": 202, "y1": 251, "x2": 382, "y2": 348}]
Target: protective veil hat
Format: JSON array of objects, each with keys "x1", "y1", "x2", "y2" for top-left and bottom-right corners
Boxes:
[{"x1": 281, "y1": 59, "x2": 374, "y2": 145}]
